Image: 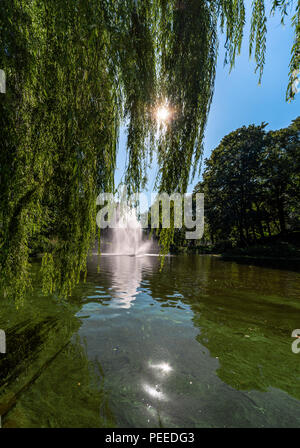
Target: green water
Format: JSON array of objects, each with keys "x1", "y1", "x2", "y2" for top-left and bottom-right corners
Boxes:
[{"x1": 0, "y1": 255, "x2": 300, "y2": 427}]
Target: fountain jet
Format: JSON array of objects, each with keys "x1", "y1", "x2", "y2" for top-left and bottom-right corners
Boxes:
[{"x1": 103, "y1": 204, "x2": 156, "y2": 256}]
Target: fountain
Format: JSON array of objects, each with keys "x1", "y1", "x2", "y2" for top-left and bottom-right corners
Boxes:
[
  {"x1": 100, "y1": 203, "x2": 156, "y2": 257},
  {"x1": 89, "y1": 204, "x2": 159, "y2": 308}
]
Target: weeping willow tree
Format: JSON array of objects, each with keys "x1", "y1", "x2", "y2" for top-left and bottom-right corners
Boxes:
[{"x1": 0, "y1": 0, "x2": 299, "y2": 300}]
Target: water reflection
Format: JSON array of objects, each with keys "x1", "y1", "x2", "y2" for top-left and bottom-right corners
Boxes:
[
  {"x1": 77, "y1": 255, "x2": 300, "y2": 427},
  {"x1": 0, "y1": 289, "x2": 115, "y2": 427},
  {"x1": 146, "y1": 255, "x2": 300, "y2": 404},
  {"x1": 149, "y1": 362, "x2": 173, "y2": 375},
  {"x1": 87, "y1": 254, "x2": 159, "y2": 309},
  {"x1": 143, "y1": 383, "x2": 166, "y2": 401},
  {"x1": 2, "y1": 255, "x2": 300, "y2": 427}
]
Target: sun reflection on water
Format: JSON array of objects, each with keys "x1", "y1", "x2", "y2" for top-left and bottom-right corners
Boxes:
[
  {"x1": 149, "y1": 362, "x2": 173, "y2": 374},
  {"x1": 143, "y1": 383, "x2": 166, "y2": 401}
]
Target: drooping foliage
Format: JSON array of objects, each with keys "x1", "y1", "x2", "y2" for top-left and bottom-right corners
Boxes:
[{"x1": 0, "y1": 0, "x2": 299, "y2": 300}]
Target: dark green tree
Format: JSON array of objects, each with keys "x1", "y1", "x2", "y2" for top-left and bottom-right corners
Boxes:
[
  {"x1": 202, "y1": 124, "x2": 268, "y2": 245},
  {"x1": 200, "y1": 118, "x2": 300, "y2": 247},
  {"x1": 260, "y1": 117, "x2": 300, "y2": 234}
]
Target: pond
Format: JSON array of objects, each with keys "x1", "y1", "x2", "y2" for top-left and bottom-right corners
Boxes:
[{"x1": 0, "y1": 255, "x2": 300, "y2": 427}]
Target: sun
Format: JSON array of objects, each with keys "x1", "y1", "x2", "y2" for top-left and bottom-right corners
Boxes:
[{"x1": 156, "y1": 105, "x2": 171, "y2": 122}]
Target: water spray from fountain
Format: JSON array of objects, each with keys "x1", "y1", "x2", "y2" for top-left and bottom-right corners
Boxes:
[
  {"x1": 112, "y1": 204, "x2": 153, "y2": 256},
  {"x1": 100, "y1": 201, "x2": 157, "y2": 257}
]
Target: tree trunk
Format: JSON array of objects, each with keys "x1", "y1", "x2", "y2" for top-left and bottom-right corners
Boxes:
[{"x1": 276, "y1": 192, "x2": 286, "y2": 234}]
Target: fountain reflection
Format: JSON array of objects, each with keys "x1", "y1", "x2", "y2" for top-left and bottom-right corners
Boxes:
[
  {"x1": 87, "y1": 254, "x2": 159, "y2": 309},
  {"x1": 90, "y1": 201, "x2": 160, "y2": 308},
  {"x1": 108, "y1": 255, "x2": 158, "y2": 309}
]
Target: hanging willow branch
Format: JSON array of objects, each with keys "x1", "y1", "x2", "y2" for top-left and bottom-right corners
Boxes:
[{"x1": 0, "y1": 0, "x2": 298, "y2": 300}]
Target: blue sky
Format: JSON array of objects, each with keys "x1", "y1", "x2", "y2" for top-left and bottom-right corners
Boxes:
[{"x1": 115, "y1": 3, "x2": 299, "y2": 204}]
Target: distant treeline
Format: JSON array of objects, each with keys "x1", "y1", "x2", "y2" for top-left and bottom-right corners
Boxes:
[{"x1": 172, "y1": 117, "x2": 300, "y2": 252}]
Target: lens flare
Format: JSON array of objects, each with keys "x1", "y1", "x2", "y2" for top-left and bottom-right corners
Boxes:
[{"x1": 156, "y1": 105, "x2": 171, "y2": 122}]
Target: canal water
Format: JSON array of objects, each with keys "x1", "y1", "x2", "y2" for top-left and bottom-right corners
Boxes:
[{"x1": 0, "y1": 255, "x2": 300, "y2": 427}]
